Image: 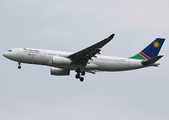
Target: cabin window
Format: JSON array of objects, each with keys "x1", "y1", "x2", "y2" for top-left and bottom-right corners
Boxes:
[{"x1": 8, "y1": 50, "x2": 12, "y2": 52}]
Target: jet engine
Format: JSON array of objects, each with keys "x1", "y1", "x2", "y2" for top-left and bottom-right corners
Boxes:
[
  {"x1": 52, "y1": 56, "x2": 72, "y2": 65},
  {"x1": 50, "y1": 67, "x2": 70, "y2": 76}
]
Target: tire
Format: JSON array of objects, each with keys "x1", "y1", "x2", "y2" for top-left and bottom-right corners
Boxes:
[
  {"x1": 81, "y1": 71, "x2": 85, "y2": 76},
  {"x1": 75, "y1": 74, "x2": 80, "y2": 79},
  {"x1": 80, "y1": 77, "x2": 84, "y2": 82}
]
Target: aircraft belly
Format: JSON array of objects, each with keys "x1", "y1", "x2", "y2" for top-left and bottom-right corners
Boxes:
[
  {"x1": 98, "y1": 61, "x2": 129, "y2": 71},
  {"x1": 91, "y1": 58, "x2": 143, "y2": 71}
]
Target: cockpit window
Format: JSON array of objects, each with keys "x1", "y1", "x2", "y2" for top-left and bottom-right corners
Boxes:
[{"x1": 8, "y1": 50, "x2": 12, "y2": 52}]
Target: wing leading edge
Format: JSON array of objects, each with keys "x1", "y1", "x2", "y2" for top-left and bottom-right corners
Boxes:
[{"x1": 68, "y1": 34, "x2": 115, "y2": 66}]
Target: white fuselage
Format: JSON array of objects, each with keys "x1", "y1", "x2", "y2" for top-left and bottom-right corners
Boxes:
[{"x1": 3, "y1": 48, "x2": 145, "y2": 72}]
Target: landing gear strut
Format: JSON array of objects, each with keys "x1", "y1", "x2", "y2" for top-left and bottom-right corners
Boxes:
[
  {"x1": 75, "y1": 68, "x2": 85, "y2": 82},
  {"x1": 18, "y1": 62, "x2": 21, "y2": 69}
]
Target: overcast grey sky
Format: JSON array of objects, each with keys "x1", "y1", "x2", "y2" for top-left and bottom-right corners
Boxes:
[{"x1": 0, "y1": 0, "x2": 169, "y2": 120}]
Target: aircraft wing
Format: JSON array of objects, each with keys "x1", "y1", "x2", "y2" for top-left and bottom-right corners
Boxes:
[{"x1": 68, "y1": 34, "x2": 115, "y2": 66}]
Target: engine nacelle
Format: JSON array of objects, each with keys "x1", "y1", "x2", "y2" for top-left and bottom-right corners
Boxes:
[
  {"x1": 52, "y1": 56, "x2": 72, "y2": 65},
  {"x1": 50, "y1": 67, "x2": 70, "y2": 76}
]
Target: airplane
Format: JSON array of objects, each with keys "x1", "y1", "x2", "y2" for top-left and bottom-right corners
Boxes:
[{"x1": 3, "y1": 34, "x2": 165, "y2": 82}]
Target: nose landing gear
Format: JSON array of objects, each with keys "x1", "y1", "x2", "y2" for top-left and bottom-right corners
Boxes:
[
  {"x1": 75, "y1": 68, "x2": 85, "y2": 82},
  {"x1": 18, "y1": 62, "x2": 21, "y2": 69}
]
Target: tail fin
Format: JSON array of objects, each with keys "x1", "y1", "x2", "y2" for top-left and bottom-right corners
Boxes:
[{"x1": 129, "y1": 38, "x2": 165, "y2": 60}]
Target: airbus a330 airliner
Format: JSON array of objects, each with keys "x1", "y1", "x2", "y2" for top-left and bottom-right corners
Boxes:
[{"x1": 3, "y1": 34, "x2": 165, "y2": 82}]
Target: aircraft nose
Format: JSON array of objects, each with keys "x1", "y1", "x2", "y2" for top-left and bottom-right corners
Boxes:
[
  {"x1": 2, "y1": 52, "x2": 7, "y2": 57},
  {"x1": 3, "y1": 52, "x2": 11, "y2": 59},
  {"x1": 3, "y1": 50, "x2": 16, "y2": 60}
]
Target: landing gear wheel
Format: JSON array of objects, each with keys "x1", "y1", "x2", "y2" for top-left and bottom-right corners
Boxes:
[
  {"x1": 75, "y1": 74, "x2": 80, "y2": 79},
  {"x1": 18, "y1": 66, "x2": 21, "y2": 69},
  {"x1": 81, "y1": 71, "x2": 85, "y2": 76},
  {"x1": 75, "y1": 68, "x2": 85, "y2": 82},
  {"x1": 80, "y1": 77, "x2": 84, "y2": 82},
  {"x1": 18, "y1": 62, "x2": 21, "y2": 69}
]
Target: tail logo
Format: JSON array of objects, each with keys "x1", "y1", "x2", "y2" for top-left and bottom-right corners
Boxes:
[
  {"x1": 153, "y1": 42, "x2": 160, "y2": 48},
  {"x1": 129, "y1": 38, "x2": 165, "y2": 60}
]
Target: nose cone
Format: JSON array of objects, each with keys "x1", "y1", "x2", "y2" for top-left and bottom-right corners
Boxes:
[
  {"x1": 3, "y1": 52, "x2": 7, "y2": 57},
  {"x1": 3, "y1": 51, "x2": 14, "y2": 60}
]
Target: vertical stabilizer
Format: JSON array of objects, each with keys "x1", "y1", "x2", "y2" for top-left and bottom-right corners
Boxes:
[{"x1": 129, "y1": 38, "x2": 165, "y2": 60}]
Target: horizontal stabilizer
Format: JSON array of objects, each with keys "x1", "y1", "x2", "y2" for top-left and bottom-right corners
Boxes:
[{"x1": 141, "y1": 55, "x2": 163, "y2": 66}]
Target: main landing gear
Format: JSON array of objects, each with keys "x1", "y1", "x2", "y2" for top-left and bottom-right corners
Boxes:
[
  {"x1": 75, "y1": 68, "x2": 85, "y2": 82},
  {"x1": 18, "y1": 62, "x2": 21, "y2": 69}
]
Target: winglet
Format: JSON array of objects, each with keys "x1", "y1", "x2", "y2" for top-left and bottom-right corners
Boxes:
[
  {"x1": 107, "y1": 34, "x2": 115, "y2": 39},
  {"x1": 141, "y1": 55, "x2": 163, "y2": 66}
]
